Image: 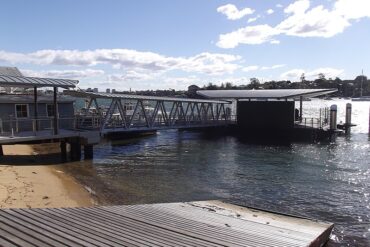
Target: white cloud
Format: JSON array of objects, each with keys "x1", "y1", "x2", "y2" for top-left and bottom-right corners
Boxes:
[
  {"x1": 334, "y1": 0, "x2": 370, "y2": 20},
  {"x1": 280, "y1": 69, "x2": 305, "y2": 79},
  {"x1": 216, "y1": 0, "x2": 370, "y2": 48},
  {"x1": 242, "y1": 66, "x2": 259, "y2": 72},
  {"x1": 0, "y1": 49, "x2": 241, "y2": 76},
  {"x1": 270, "y1": 40, "x2": 280, "y2": 44},
  {"x1": 306, "y1": 68, "x2": 344, "y2": 79},
  {"x1": 284, "y1": 0, "x2": 310, "y2": 15},
  {"x1": 277, "y1": 5, "x2": 350, "y2": 38},
  {"x1": 247, "y1": 15, "x2": 260, "y2": 23},
  {"x1": 107, "y1": 70, "x2": 154, "y2": 82},
  {"x1": 266, "y1": 9, "x2": 274, "y2": 15},
  {"x1": 21, "y1": 69, "x2": 104, "y2": 79},
  {"x1": 261, "y1": 64, "x2": 286, "y2": 70},
  {"x1": 217, "y1": 25, "x2": 280, "y2": 48},
  {"x1": 280, "y1": 68, "x2": 344, "y2": 80},
  {"x1": 217, "y1": 4, "x2": 255, "y2": 20},
  {"x1": 276, "y1": 4, "x2": 284, "y2": 8},
  {"x1": 243, "y1": 64, "x2": 285, "y2": 73}
]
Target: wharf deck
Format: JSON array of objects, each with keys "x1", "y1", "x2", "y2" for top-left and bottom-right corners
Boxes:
[
  {"x1": 0, "y1": 200, "x2": 333, "y2": 247},
  {"x1": 0, "y1": 129, "x2": 100, "y2": 145}
]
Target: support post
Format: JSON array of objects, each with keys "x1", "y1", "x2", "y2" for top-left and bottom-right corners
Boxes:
[
  {"x1": 0, "y1": 145, "x2": 3, "y2": 156},
  {"x1": 84, "y1": 145, "x2": 94, "y2": 160},
  {"x1": 345, "y1": 103, "x2": 352, "y2": 134},
  {"x1": 329, "y1": 104, "x2": 337, "y2": 130},
  {"x1": 60, "y1": 140, "x2": 67, "y2": 162},
  {"x1": 70, "y1": 138, "x2": 81, "y2": 161},
  {"x1": 53, "y1": 87, "x2": 59, "y2": 135},
  {"x1": 299, "y1": 96, "x2": 303, "y2": 123},
  {"x1": 34, "y1": 86, "x2": 38, "y2": 131}
]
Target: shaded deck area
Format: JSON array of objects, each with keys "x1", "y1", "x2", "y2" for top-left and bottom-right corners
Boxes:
[
  {"x1": 0, "y1": 201, "x2": 333, "y2": 247},
  {"x1": 0, "y1": 129, "x2": 100, "y2": 145}
]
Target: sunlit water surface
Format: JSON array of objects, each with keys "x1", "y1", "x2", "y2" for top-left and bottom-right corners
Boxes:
[{"x1": 65, "y1": 99, "x2": 370, "y2": 246}]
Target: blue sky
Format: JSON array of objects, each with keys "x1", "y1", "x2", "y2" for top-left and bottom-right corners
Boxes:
[{"x1": 0, "y1": 0, "x2": 369, "y2": 90}]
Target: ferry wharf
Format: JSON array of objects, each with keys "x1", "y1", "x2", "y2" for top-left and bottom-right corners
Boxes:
[
  {"x1": 0, "y1": 200, "x2": 333, "y2": 247},
  {"x1": 0, "y1": 72, "x2": 231, "y2": 161}
]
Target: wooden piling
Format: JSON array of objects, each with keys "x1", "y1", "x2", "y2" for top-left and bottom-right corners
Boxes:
[
  {"x1": 345, "y1": 103, "x2": 352, "y2": 134},
  {"x1": 329, "y1": 104, "x2": 337, "y2": 130},
  {"x1": 84, "y1": 145, "x2": 93, "y2": 160},
  {"x1": 60, "y1": 140, "x2": 67, "y2": 162},
  {"x1": 70, "y1": 138, "x2": 81, "y2": 161}
]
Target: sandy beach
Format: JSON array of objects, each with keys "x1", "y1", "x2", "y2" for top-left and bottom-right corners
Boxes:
[{"x1": 0, "y1": 143, "x2": 95, "y2": 209}]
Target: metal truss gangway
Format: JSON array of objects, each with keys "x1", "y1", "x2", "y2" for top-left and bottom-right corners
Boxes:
[{"x1": 65, "y1": 91, "x2": 233, "y2": 135}]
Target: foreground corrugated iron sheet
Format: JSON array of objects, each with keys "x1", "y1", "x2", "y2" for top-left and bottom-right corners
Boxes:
[{"x1": 0, "y1": 200, "x2": 333, "y2": 247}]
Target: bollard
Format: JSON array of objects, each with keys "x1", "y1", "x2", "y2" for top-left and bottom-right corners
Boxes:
[
  {"x1": 345, "y1": 103, "x2": 352, "y2": 134},
  {"x1": 330, "y1": 105, "x2": 337, "y2": 130}
]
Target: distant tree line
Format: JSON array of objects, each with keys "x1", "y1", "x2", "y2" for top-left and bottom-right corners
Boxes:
[
  {"x1": 114, "y1": 74, "x2": 369, "y2": 98},
  {"x1": 198, "y1": 73, "x2": 369, "y2": 98}
]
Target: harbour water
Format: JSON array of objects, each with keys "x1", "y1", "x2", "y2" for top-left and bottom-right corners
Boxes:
[{"x1": 65, "y1": 99, "x2": 370, "y2": 246}]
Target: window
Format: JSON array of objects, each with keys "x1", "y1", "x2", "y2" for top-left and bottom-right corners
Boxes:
[
  {"x1": 15, "y1": 104, "x2": 29, "y2": 118},
  {"x1": 47, "y1": 104, "x2": 54, "y2": 117}
]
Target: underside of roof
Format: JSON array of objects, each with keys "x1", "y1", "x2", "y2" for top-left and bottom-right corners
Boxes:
[
  {"x1": 197, "y1": 89, "x2": 338, "y2": 99},
  {"x1": 65, "y1": 90, "x2": 229, "y2": 104},
  {"x1": 0, "y1": 75, "x2": 78, "y2": 88},
  {"x1": 0, "y1": 67, "x2": 23, "y2": 77}
]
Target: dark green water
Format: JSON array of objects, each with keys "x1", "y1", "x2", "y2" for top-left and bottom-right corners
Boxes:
[{"x1": 65, "y1": 99, "x2": 370, "y2": 246}]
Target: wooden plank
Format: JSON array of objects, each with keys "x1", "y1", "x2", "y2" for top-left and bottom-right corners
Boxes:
[
  {"x1": 30, "y1": 208, "x2": 141, "y2": 247},
  {"x1": 4, "y1": 209, "x2": 96, "y2": 247},
  {"x1": 0, "y1": 222, "x2": 40, "y2": 247},
  {"x1": 105, "y1": 204, "x2": 302, "y2": 246},
  {"x1": 103, "y1": 205, "x2": 301, "y2": 247},
  {"x1": 0, "y1": 214, "x2": 66, "y2": 247},
  {"x1": 157, "y1": 203, "x2": 313, "y2": 241},
  {"x1": 39, "y1": 208, "x2": 173, "y2": 247},
  {"x1": 14, "y1": 209, "x2": 129, "y2": 247},
  {"x1": 0, "y1": 235, "x2": 20, "y2": 247},
  {"x1": 0, "y1": 201, "x2": 333, "y2": 247},
  {"x1": 77, "y1": 206, "x2": 222, "y2": 247},
  {"x1": 55, "y1": 207, "x2": 215, "y2": 247},
  {"x1": 0, "y1": 210, "x2": 83, "y2": 247},
  {"x1": 102, "y1": 206, "x2": 271, "y2": 247}
]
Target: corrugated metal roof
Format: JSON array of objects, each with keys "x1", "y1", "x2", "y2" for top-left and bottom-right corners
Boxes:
[
  {"x1": 0, "y1": 94, "x2": 75, "y2": 103},
  {"x1": 65, "y1": 90, "x2": 229, "y2": 103},
  {"x1": 197, "y1": 89, "x2": 337, "y2": 99},
  {"x1": 0, "y1": 66, "x2": 23, "y2": 77},
  {"x1": 0, "y1": 75, "x2": 78, "y2": 88}
]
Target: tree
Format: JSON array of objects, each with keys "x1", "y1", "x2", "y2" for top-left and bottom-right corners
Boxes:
[
  {"x1": 249, "y1": 78, "x2": 260, "y2": 89},
  {"x1": 205, "y1": 82, "x2": 218, "y2": 90},
  {"x1": 318, "y1": 73, "x2": 326, "y2": 80},
  {"x1": 225, "y1": 82, "x2": 233, "y2": 89},
  {"x1": 300, "y1": 73, "x2": 305, "y2": 83}
]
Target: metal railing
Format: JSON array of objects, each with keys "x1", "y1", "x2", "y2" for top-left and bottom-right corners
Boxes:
[
  {"x1": 74, "y1": 113, "x2": 235, "y2": 131},
  {"x1": 0, "y1": 117, "x2": 77, "y2": 136},
  {"x1": 296, "y1": 107, "x2": 330, "y2": 129}
]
